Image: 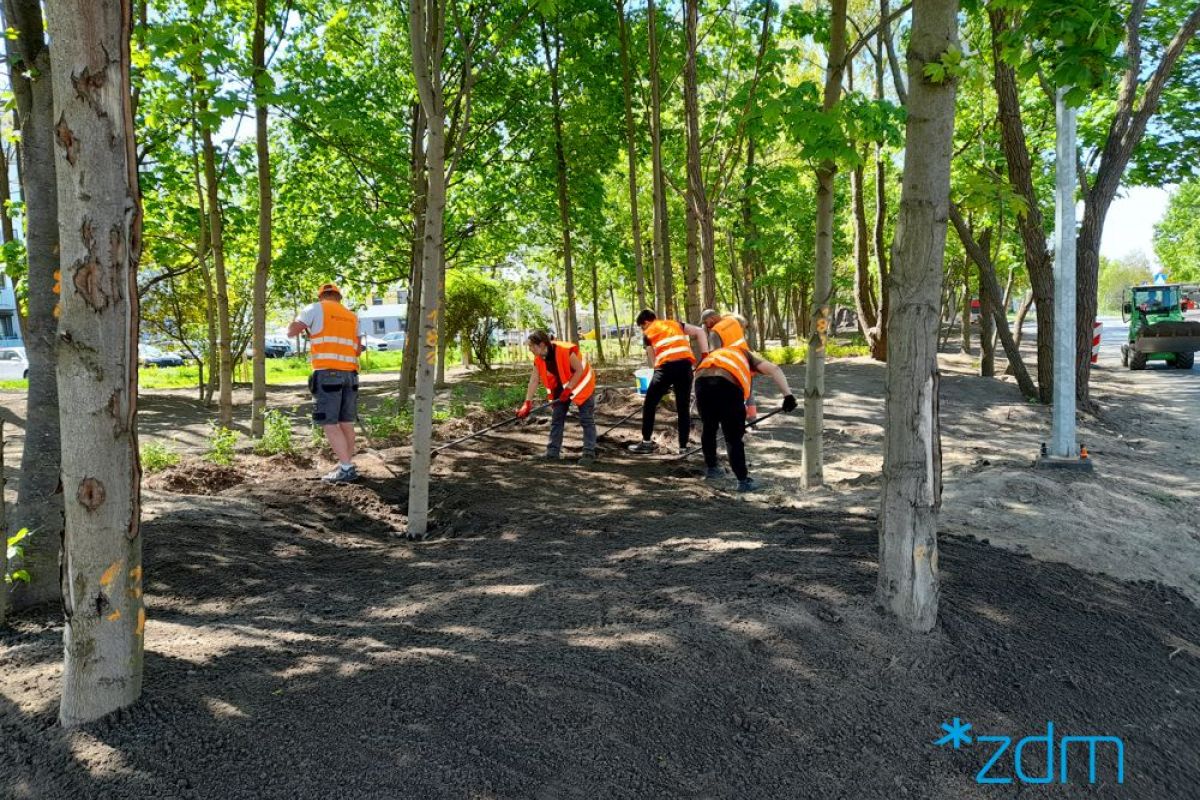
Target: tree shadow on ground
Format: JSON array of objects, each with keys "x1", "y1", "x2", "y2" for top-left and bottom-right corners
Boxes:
[{"x1": 4, "y1": 453, "x2": 1199, "y2": 799}]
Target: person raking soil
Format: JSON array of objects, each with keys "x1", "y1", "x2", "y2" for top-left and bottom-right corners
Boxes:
[
  {"x1": 627, "y1": 310, "x2": 710, "y2": 455},
  {"x1": 701, "y1": 307, "x2": 759, "y2": 423},
  {"x1": 517, "y1": 331, "x2": 599, "y2": 465},
  {"x1": 694, "y1": 344, "x2": 797, "y2": 492},
  {"x1": 288, "y1": 283, "x2": 364, "y2": 483}
]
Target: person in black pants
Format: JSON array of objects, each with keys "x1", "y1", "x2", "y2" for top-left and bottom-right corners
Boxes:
[
  {"x1": 694, "y1": 347, "x2": 796, "y2": 492},
  {"x1": 628, "y1": 310, "x2": 710, "y2": 454}
]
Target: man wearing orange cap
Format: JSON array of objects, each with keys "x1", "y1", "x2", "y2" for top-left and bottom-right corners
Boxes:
[{"x1": 288, "y1": 283, "x2": 364, "y2": 482}]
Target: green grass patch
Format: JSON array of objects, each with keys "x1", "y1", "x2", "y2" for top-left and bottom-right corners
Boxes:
[
  {"x1": 0, "y1": 379, "x2": 26, "y2": 390},
  {"x1": 763, "y1": 339, "x2": 871, "y2": 365},
  {"x1": 481, "y1": 384, "x2": 526, "y2": 412}
]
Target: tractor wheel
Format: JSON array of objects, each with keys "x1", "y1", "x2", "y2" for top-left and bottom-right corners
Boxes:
[
  {"x1": 1175, "y1": 352, "x2": 1195, "y2": 370},
  {"x1": 1129, "y1": 351, "x2": 1148, "y2": 370}
]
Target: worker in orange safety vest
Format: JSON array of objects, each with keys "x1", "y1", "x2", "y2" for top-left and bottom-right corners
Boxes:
[
  {"x1": 517, "y1": 330, "x2": 598, "y2": 465},
  {"x1": 627, "y1": 309, "x2": 710, "y2": 455},
  {"x1": 701, "y1": 308, "x2": 760, "y2": 423},
  {"x1": 288, "y1": 283, "x2": 364, "y2": 483},
  {"x1": 694, "y1": 345, "x2": 797, "y2": 492}
]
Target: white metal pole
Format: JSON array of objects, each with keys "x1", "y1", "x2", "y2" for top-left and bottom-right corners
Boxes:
[{"x1": 1051, "y1": 86, "x2": 1077, "y2": 458}]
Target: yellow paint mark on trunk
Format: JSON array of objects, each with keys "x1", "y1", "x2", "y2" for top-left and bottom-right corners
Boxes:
[
  {"x1": 135, "y1": 607, "x2": 146, "y2": 636},
  {"x1": 107, "y1": 609, "x2": 121, "y2": 622},
  {"x1": 99, "y1": 560, "x2": 123, "y2": 587},
  {"x1": 129, "y1": 565, "x2": 142, "y2": 582}
]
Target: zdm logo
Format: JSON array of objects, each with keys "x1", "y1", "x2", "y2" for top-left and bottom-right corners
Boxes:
[{"x1": 935, "y1": 718, "x2": 1125, "y2": 785}]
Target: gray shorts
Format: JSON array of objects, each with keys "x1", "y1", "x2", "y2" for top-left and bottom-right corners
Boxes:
[{"x1": 309, "y1": 369, "x2": 359, "y2": 425}]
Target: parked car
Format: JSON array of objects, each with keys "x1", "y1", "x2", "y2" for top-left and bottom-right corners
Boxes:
[
  {"x1": 0, "y1": 347, "x2": 28, "y2": 380},
  {"x1": 139, "y1": 344, "x2": 185, "y2": 368},
  {"x1": 361, "y1": 334, "x2": 387, "y2": 351},
  {"x1": 247, "y1": 336, "x2": 295, "y2": 359},
  {"x1": 373, "y1": 331, "x2": 406, "y2": 351}
]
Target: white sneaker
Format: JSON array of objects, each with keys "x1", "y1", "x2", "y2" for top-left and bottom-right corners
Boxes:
[{"x1": 322, "y1": 465, "x2": 357, "y2": 483}]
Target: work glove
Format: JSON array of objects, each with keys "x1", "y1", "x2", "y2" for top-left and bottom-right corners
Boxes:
[
  {"x1": 516, "y1": 400, "x2": 533, "y2": 419},
  {"x1": 782, "y1": 394, "x2": 798, "y2": 413},
  {"x1": 556, "y1": 389, "x2": 573, "y2": 405}
]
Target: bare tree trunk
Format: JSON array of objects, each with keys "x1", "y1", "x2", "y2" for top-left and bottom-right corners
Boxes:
[
  {"x1": 616, "y1": 0, "x2": 646, "y2": 311},
  {"x1": 3, "y1": 0, "x2": 63, "y2": 609},
  {"x1": 541, "y1": 17, "x2": 578, "y2": 343},
  {"x1": 647, "y1": 0, "x2": 674, "y2": 318},
  {"x1": 877, "y1": 0, "x2": 958, "y2": 633},
  {"x1": 683, "y1": 0, "x2": 709, "y2": 322},
  {"x1": 949, "y1": 205, "x2": 1038, "y2": 397},
  {"x1": 189, "y1": 130, "x2": 217, "y2": 406},
  {"x1": 200, "y1": 124, "x2": 233, "y2": 426},
  {"x1": 739, "y1": 136, "x2": 759, "y2": 348},
  {"x1": 399, "y1": 101, "x2": 427, "y2": 406},
  {"x1": 250, "y1": 0, "x2": 271, "y2": 438},
  {"x1": 960, "y1": 273, "x2": 971, "y2": 354},
  {"x1": 1013, "y1": 290, "x2": 1033, "y2": 349},
  {"x1": 803, "y1": 0, "x2": 847, "y2": 489},
  {"x1": 435, "y1": 250, "x2": 447, "y2": 387},
  {"x1": 47, "y1": 0, "x2": 144, "y2": 724},
  {"x1": 871, "y1": 0, "x2": 891, "y2": 362},
  {"x1": 407, "y1": 0, "x2": 447, "y2": 538},
  {"x1": 590, "y1": 260, "x2": 605, "y2": 364},
  {"x1": 852, "y1": 156, "x2": 881, "y2": 355}
]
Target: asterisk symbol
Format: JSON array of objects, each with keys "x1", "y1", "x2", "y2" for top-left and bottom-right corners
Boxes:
[{"x1": 934, "y1": 718, "x2": 973, "y2": 749}]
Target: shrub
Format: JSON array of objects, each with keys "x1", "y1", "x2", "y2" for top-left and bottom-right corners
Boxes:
[
  {"x1": 5, "y1": 528, "x2": 32, "y2": 586},
  {"x1": 361, "y1": 398, "x2": 413, "y2": 441},
  {"x1": 206, "y1": 424, "x2": 239, "y2": 466},
  {"x1": 142, "y1": 440, "x2": 181, "y2": 473},
  {"x1": 255, "y1": 409, "x2": 296, "y2": 456}
]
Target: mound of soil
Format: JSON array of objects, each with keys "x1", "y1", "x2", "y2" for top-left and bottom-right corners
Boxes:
[{"x1": 145, "y1": 461, "x2": 245, "y2": 496}]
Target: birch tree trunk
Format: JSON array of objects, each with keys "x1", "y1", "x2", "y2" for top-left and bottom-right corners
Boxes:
[
  {"x1": 250, "y1": 0, "x2": 271, "y2": 438},
  {"x1": 803, "y1": 0, "x2": 847, "y2": 489},
  {"x1": 647, "y1": 0, "x2": 674, "y2": 318},
  {"x1": 47, "y1": 0, "x2": 145, "y2": 724},
  {"x1": 3, "y1": 0, "x2": 63, "y2": 609},
  {"x1": 407, "y1": 0, "x2": 447, "y2": 538},
  {"x1": 615, "y1": 0, "x2": 646, "y2": 311},
  {"x1": 877, "y1": 0, "x2": 959, "y2": 633}
]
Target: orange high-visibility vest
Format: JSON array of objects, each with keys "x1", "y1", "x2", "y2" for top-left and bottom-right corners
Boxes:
[
  {"x1": 644, "y1": 319, "x2": 695, "y2": 367},
  {"x1": 309, "y1": 300, "x2": 360, "y2": 372},
  {"x1": 697, "y1": 347, "x2": 753, "y2": 400},
  {"x1": 712, "y1": 316, "x2": 748, "y2": 351},
  {"x1": 534, "y1": 341, "x2": 595, "y2": 406}
]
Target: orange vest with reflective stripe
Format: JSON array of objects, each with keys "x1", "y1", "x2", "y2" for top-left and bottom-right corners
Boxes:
[
  {"x1": 310, "y1": 300, "x2": 360, "y2": 372},
  {"x1": 712, "y1": 316, "x2": 748, "y2": 351},
  {"x1": 534, "y1": 342, "x2": 595, "y2": 406},
  {"x1": 697, "y1": 347, "x2": 753, "y2": 400},
  {"x1": 644, "y1": 319, "x2": 695, "y2": 367}
]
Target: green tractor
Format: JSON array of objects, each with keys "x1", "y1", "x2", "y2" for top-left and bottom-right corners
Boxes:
[{"x1": 1120, "y1": 283, "x2": 1200, "y2": 370}]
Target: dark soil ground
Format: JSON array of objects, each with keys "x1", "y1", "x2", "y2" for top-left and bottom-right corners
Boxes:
[{"x1": 3, "y1": 387, "x2": 1200, "y2": 799}]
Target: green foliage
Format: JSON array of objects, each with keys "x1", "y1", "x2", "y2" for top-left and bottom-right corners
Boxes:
[
  {"x1": 361, "y1": 398, "x2": 414, "y2": 442},
  {"x1": 1154, "y1": 180, "x2": 1200, "y2": 284},
  {"x1": 141, "y1": 441, "x2": 181, "y2": 473},
  {"x1": 205, "y1": 424, "x2": 238, "y2": 466},
  {"x1": 923, "y1": 46, "x2": 967, "y2": 85},
  {"x1": 1098, "y1": 252, "x2": 1154, "y2": 313},
  {"x1": 5, "y1": 528, "x2": 32, "y2": 586},
  {"x1": 482, "y1": 385, "x2": 527, "y2": 412},
  {"x1": 254, "y1": 409, "x2": 296, "y2": 456},
  {"x1": 444, "y1": 270, "x2": 512, "y2": 369}
]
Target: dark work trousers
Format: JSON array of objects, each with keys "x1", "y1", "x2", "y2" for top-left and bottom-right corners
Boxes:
[
  {"x1": 695, "y1": 375, "x2": 748, "y2": 480},
  {"x1": 641, "y1": 359, "x2": 693, "y2": 447}
]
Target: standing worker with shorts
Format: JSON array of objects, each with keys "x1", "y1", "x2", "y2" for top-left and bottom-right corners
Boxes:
[
  {"x1": 628, "y1": 310, "x2": 710, "y2": 454},
  {"x1": 288, "y1": 283, "x2": 363, "y2": 483},
  {"x1": 694, "y1": 345, "x2": 797, "y2": 492}
]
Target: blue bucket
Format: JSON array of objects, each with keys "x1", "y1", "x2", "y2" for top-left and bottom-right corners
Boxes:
[{"x1": 634, "y1": 368, "x2": 653, "y2": 396}]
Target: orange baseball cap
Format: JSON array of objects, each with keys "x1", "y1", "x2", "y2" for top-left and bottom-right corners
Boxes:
[{"x1": 317, "y1": 282, "x2": 342, "y2": 298}]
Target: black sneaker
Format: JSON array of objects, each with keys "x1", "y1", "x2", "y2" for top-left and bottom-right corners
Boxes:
[
  {"x1": 737, "y1": 477, "x2": 762, "y2": 493},
  {"x1": 532, "y1": 451, "x2": 560, "y2": 462},
  {"x1": 578, "y1": 451, "x2": 597, "y2": 467},
  {"x1": 705, "y1": 466, "x2": 724, "y2": 481},
  {"x1": 627, "y1": 441, "x2": 657, "y2": 454}
]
